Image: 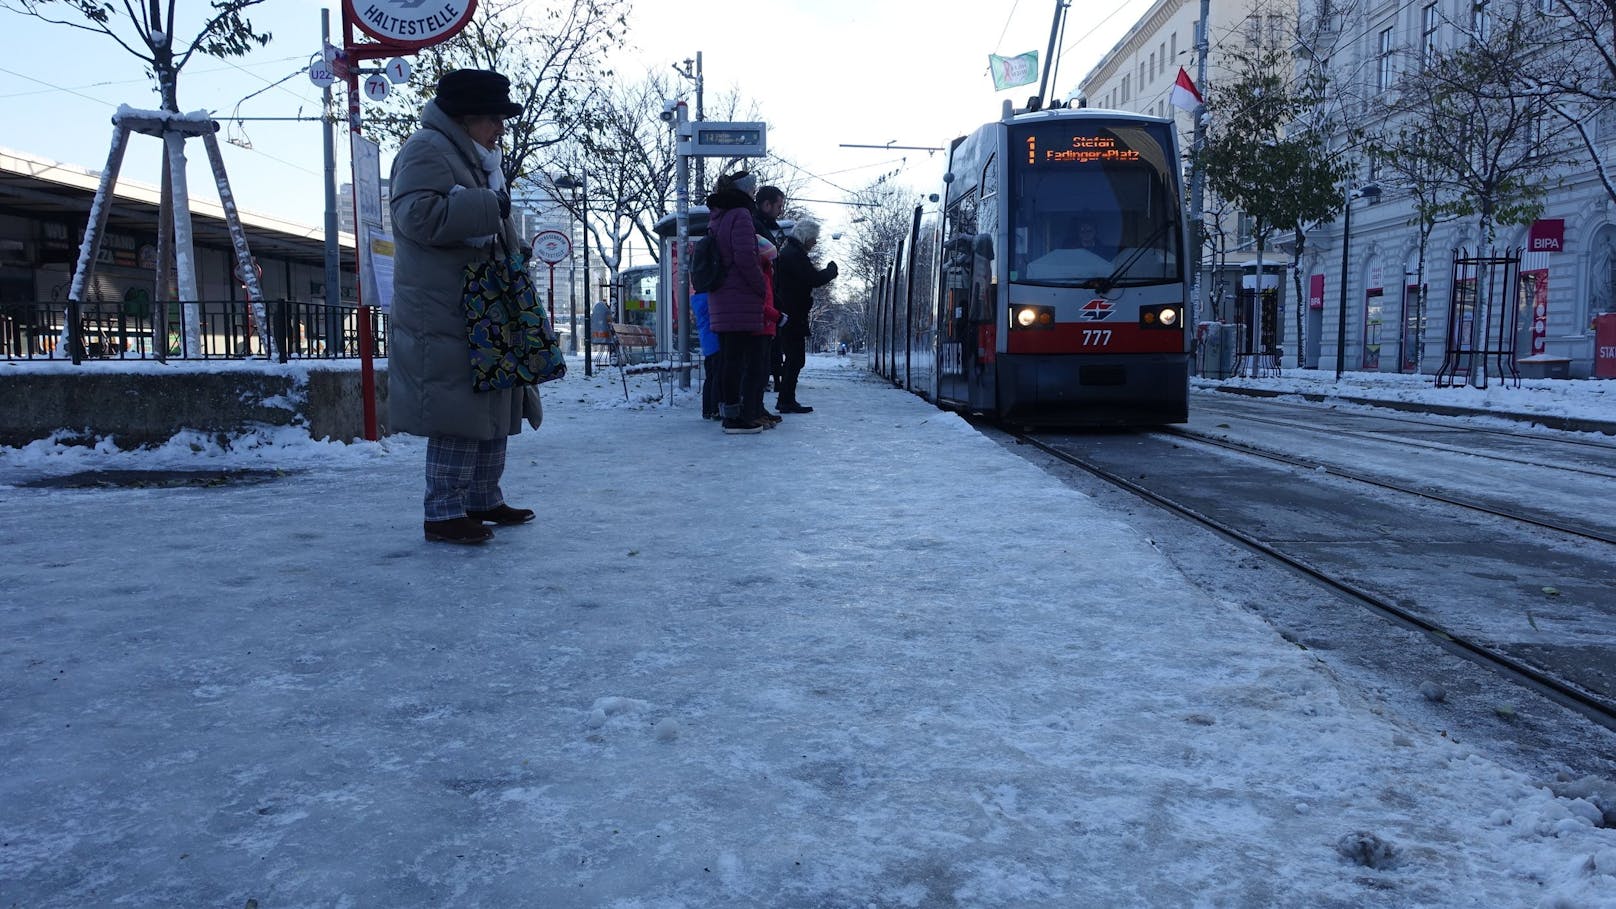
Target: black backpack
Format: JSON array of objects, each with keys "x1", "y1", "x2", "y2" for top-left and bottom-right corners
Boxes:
[{"x1": 688, "y1": 234, "x2": 726, "y2": 293}]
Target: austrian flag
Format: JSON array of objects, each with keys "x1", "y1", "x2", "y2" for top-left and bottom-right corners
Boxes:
[{"x1": 1171, "y1": 67, "x2": 1203, "y2": 112}]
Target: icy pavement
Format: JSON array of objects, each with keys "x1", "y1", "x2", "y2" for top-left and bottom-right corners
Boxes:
[{"x1": 2, "y1": 356, "x2": 1615, "y2": 907}]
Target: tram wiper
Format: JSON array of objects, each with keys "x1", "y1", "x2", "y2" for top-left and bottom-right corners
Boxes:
[{"x1": 1082, "y1": 220, "x2": 1177, "y2": 294}]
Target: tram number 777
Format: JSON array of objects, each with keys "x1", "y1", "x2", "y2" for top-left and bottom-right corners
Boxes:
[{"x1": 1082, "y1": 329, "x2": 1113, "y2": 346}]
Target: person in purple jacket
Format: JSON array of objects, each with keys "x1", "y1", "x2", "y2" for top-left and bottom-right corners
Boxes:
[{"x1": 704, "y1": 171, "x2": 771, "y2": 434}]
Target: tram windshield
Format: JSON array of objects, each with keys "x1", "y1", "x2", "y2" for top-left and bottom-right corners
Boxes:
[{"x1": 1008, "y1": 120, "x2": 1183, "y2": 289}]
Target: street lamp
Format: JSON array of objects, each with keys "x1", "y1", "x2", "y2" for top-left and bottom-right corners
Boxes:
[
  {"x1": 553, "y1": 174, "x2": 586, "y2": 366},
  {"x1": 1336, "y1": 182, "x2": 1381, "y2": 380}
]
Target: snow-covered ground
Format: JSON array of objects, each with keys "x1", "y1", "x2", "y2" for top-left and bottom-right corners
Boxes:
[
  {"x1": 1204, "y1": 366, "x2": 1615, "y2": 429},
  {"x1": 2, "y1": 356, "x2": 1614, "y2": 907}
]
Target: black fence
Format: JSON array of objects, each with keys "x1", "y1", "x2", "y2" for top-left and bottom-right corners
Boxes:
[{"x1": 0, "y1": 300, "x2": 388, "y2": 364}]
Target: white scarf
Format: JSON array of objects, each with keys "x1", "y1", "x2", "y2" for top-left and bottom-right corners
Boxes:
[
  {"x1": 465, "y1": 143, "x2": 505, "y2": 248},
  {"x1": 478, "y1": 144, "x2": 505, "y2": 192}
]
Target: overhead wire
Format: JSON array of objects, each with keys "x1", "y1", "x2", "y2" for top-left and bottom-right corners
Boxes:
[
  {"x1": 0, "y1": 65, "x2": 124, "y2": 106},
  {"x1": 986, "y1": 0, "x2": 1024, "y2": 73},
  {"x1": 766, "y1": 151, "x2": 896, "y2": 198}
]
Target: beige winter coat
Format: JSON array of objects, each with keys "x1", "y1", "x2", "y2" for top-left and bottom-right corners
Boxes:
[{"x1": 387, "y1": 100, "x2": 541, "y2": 439}]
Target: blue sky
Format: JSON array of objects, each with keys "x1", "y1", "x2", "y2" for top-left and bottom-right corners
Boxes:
[{"x1": 0, "y1": 0, "x2": 1152, "y2": 232}]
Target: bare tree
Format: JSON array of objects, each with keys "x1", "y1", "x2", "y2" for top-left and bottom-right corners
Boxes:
[
  {"x1": 1381, "y1": 1, "x2": 1573, "y2": 244},
  {"x1": 366, "y1": 0, "x2": 630, "y2": 190},
  {"x1": 2, "y1": 0, "x2": 276, "y2": 354},
  {"x1": 1531, "y1": 0, "x2": 1616, "y2": 205},
  {"x1": 1365, "y1": 124, "x2": 1460, "y2": 371},
  {"x1": 526, "y1": 75, "x2": 782, "y2": 303},
  {"x1": 825, "y1": 176, "x2": 920, "y2": 349},
  {"x1": 0, "y1": 0, "x2": 271, "y2": 112},
  {"x1": 529, "y1": 71, "x2": 679, "y2": 288},
  {"x1": 1202, "y1": 26, "x2": 1348, "y2": 367}
]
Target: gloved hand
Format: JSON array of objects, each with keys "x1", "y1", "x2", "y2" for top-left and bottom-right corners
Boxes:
[
  {"x1": 495, "y1": 189, "x2": 512, "y2": 220},
  {"x1": 825, "y1": 260, "x2": 839, "y2": 279}
]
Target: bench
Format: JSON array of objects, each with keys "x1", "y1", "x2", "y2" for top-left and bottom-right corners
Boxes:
[{"x1": 608, "y1": 321, "x2": 668, "y2": 399}]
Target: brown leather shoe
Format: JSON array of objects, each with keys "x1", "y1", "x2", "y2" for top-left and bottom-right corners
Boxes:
[
  {"x1": 467, "y1": 504, "x2": 536, "y2": 525},
  {"x1": 424, "y1": 517, "x2": 494, "y2": 544}
]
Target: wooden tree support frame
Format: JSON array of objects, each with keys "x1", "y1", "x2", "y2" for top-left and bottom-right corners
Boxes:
[{"x1": 62, "y1": 111, "x2": 272, "y2": 364}]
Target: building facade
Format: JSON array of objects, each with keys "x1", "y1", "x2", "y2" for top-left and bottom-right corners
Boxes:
[
  {"x1": 1079, "y1": 0, "x2": 1300, "y2": 333},
  {"x1": 1300, "y1": 0, "x2": 1612, "y2": 378}
]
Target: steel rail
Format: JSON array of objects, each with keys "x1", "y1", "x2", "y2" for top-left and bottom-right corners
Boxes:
[
  {"x1": 1189, "y1": 405, "x2": 1616, "y2": 481},
  {"x1": 1162, "y1": 426, "x2": 1616, "y2": 547},
  {"x1": 1012, "y1": 430, "x2": 1616, "y2": 733}
]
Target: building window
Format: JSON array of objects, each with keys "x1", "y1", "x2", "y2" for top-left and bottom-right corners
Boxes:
[
  {"x1": 1421, "y1": 4, "x2": 1438, "y2": 68},
  {"x1": 1121, "y1": 75, "x2": 1130, "y2": 103},
  {"x1": 1473, "y1": 0, "x2": 1492, "y2": 40},
  {"x1": 1247, "y1": 15, "x2": 1262, "y2": 46},
  {"x1": 1149, "y1": 52, "x2": 1157, "y2": 81},
  {"x1": 1171, "y1": 32, "x2": 1178, "y2": 61},
  {"x1": 1378, "y1": 27, "x2": 1395, "y2": 91},
  {"x1": 1589, "y1": 225, "x2": 1616, "y2": 321},
  {"x1": 1158, "y1": 42, "x2": 1166, "y2": 75},
  {"x1": 1596, "y1": 102, "x2": 1616, "y2": 142}
]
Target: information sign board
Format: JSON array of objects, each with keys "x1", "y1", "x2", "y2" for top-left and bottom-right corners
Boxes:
[{"x1": 680, "y1": 121, "x2": 767, "y2": 157}]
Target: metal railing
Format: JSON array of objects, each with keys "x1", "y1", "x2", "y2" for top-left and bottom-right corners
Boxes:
[{"x1": 0, "y1": 300, "x2": 388, "y2": 364}]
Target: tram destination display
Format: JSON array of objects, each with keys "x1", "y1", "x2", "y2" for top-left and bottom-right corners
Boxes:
[{"x1": 1022, "y1": 132, "x2": 1143, "y2": 166}]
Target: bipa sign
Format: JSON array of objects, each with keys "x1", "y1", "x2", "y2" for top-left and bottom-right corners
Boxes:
[{"x1": 1529, "y1": 219, "x2": 1565, "y2": 253}]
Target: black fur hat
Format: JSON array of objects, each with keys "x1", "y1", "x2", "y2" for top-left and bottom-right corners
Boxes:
[{"x1": 435, "y1": 69, "x2": 523, "y2": 119}]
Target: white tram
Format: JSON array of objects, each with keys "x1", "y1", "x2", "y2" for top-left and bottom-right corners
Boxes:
[{"x1": 871, "y1": 103, "x2": 1190, "y2": 426}]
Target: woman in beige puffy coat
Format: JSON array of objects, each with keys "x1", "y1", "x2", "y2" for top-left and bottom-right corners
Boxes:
[{"x1": 389, "y1": 69, "x2": 541, "y2": 545}]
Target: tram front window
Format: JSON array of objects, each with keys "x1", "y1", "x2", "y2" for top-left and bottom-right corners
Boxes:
[{"x1": 1010, "y1": 122, "x2": 1182, "y2": 289}]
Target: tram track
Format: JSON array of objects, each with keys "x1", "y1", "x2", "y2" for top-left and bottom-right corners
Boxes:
[
  {"x1": 1010, "y1": 428, "x2": 1616, "y2": 734},
  {"x1": 1161, "y1": 425, "x2": 1616, "y2": 547},
  {"x1": 1194, "y1": 410, "x2": 1616, "y2": 482}
]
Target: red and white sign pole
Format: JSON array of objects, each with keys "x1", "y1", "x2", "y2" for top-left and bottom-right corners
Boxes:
[
  {"x1": 339, "y1": 0, "x2": 478, "y2": 440},
  {"x1": 532, "y1": 229, "x2": 571, "y2": 337}
]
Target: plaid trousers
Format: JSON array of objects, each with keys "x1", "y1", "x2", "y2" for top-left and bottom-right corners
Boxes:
[{"x1": 424, "y1": 435, "x2": 508, "y2": 521}]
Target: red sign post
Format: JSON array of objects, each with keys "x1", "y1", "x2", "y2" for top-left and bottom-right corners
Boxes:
[
  {"x1": 340, "y1": 0, "x2": 479, "y2": 440},
  {"x1": 532, "y1": 229, "x2": 571, "y2": 336}
]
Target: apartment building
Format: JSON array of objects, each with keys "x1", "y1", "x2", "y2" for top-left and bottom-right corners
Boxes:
[{"x1": 1301, "y1": 0, "x2": 1613, "y2": 377}]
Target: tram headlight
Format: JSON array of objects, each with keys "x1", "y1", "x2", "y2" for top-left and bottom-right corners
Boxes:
[
  {"x1": 1140, "y1": 304, "x2": 1184, "y2": 329},
  {"x1": 1012, "y1": 305, "x2": 1054, "y2": 329}
]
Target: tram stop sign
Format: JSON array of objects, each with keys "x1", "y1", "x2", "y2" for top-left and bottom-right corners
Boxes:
[
  {"x1": 344, "y1": 0, "x2": 478, "y2": 49},
  {"x1": 532, "y1": 229, "x2": 571, "y2": 265}
]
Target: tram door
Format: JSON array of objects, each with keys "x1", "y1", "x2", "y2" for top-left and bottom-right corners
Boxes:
[{"x1": 938, "y1": 190, "x2": 981, "y2": 405}]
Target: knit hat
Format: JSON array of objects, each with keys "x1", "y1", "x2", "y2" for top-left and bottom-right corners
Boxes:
[
  {"x1": 435, "y1": 69, "x2": 523, "y2": 119},
  {"x1": 730, "y1": 171, "x2": 758, "y2": 197}
]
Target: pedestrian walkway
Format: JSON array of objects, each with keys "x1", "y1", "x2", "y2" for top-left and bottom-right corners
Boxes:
[{"x1": 3, "y1": 356, "x2": 1614, "y2": 907}]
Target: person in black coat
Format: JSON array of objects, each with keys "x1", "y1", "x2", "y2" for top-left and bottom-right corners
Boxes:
[{"x1": 773, "y1": 218, "x2": 839, "y2": 413}]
